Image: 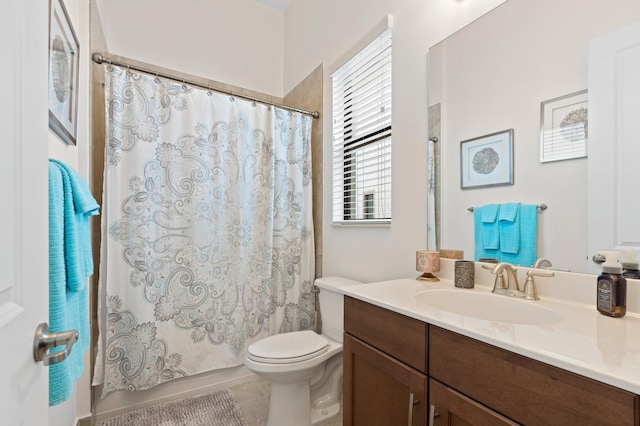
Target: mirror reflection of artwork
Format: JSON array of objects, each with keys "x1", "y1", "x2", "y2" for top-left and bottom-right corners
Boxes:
[
  {"x1": 559, "y1": 106, "x2": 588, "y2": 142},
  {"x1": 540, "y1": 90, "x2": 588, "y2": 163},
  {"x1": 461, "y1": 129, "x2": 513, "y2": 189},
  {"x1": 48, "y1": 0, "x2": 79, "y2": 146},
  {"x1": 472, "y1": 147, "x2": 500, "y2": 175}
]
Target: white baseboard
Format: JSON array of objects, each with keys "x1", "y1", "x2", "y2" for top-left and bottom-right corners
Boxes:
[{"x1": 93, "y1": 365, "x2": 256, "y2": 422}]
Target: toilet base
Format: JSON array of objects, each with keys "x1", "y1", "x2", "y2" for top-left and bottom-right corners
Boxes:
[
  {"x1": 311, "y1": 403, "x2": 340, "y2": 425},
  {"x1": 267, "y1": 381, "x2": 312, "y2": 426},
  {"x1": 245, "y1": 337, "x2": 344, "y2": 426},
  {"x1": 310, "y1": 354, "x2": 343, "y2": 425}
]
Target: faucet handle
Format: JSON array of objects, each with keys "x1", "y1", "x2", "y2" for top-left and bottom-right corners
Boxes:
[{"x1": 523, "y1": 269, "x2": 555, "y2": 300}]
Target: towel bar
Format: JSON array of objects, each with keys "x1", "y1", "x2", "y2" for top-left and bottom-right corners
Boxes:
[{"x1": 468, "y1": 203, "x2": 547, "y2": 212}]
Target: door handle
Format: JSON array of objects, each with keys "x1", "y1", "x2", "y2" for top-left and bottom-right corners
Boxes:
[{"x1": 33, "y1": 323, "x2": 78, "y2": 366}]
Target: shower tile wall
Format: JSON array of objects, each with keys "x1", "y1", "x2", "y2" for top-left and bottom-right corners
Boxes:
[{"x1": 284, "y1": 64, "x2": 324, "y2": 278}]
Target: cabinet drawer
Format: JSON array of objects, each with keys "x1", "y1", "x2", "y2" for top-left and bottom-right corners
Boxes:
[
  {"x1": 344, "y1": 296, "x2": 427, "y2": 373},
  {"x1": 430, "y1": 326, "x2": 640, "y2": 426}
]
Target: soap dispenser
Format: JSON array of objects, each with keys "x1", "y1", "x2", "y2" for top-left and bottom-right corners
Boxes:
[
  {"x1": 619, "y1": 247, "x2": 640, "y2": 279},
  {"x1": 596, "y1": 250, "x2": 627, "y2": 318}
]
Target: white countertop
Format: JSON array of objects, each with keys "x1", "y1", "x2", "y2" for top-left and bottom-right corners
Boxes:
[{"x1": 339, "y1": 261, "x2": 640, "y2": 394}]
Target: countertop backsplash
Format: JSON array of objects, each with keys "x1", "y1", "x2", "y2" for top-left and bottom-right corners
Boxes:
[{"x1": 437, "y1": 258, "x2": 640, "y2": 315}]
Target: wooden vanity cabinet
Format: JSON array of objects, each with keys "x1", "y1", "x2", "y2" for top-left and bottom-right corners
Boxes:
[
  {"x1": 344, "y1": 296, "x2": 640, "y2": 426},
  {"x1": 343, "y1": 296, "x2": 428, "y2": 426},
  {"x1": 430, "y1": 326, "x2": 640, "y2": 426}
]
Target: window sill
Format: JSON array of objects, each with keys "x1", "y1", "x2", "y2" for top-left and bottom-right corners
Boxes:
[{"x1": 331, "y1": 219, "x2": 392, "y2": 227}]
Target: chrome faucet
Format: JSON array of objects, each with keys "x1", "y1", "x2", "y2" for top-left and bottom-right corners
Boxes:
[
  {"x1": 483, "y1": 261, "x2": 555, "y2": 300},
  {"x1": 533, "y1": 257, "x2": 552, "y2": 269},
  {"x1": 491, "y1": 262, "x2": 520, "y2": 295}
]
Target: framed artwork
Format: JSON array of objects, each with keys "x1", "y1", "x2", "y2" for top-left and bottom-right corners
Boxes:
[
  {"x1": 540, "y1": 90, "x2": 588, "y2": 163},
  {"x1": 460, "y1": 129, "x2": 514, "y2": 190},
  {"x1": 48, "y1": 0, "x2": 79, "y2": 145}
]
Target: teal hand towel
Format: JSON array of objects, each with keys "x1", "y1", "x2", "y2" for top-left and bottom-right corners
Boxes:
[
  {"x1": 49, "y1": 159, "x2": 100, "y2": 290},
  {"x1": 500, "y1": 204, "x2": 537, "y2": 266},
  {"x1": 499, "y1": 203, "x2": 521, "y2": 254},
  {"x1": 48, "y1": 160, "x2": 99, "y2": 406},
  {"x1": 48, "y1": 163, "x2": 72, "y2": 405},
  {"x1": 481, "y1": 204, "x2": 500, "y2": 249},
  {"x1": 474, "y1": 207, "x2": 500, "y2": 261}
]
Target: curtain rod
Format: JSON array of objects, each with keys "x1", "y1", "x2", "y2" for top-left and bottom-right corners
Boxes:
[
  {"x1": 467, "y1": 204, "x2": 548, "y2": 212},
  {"x1": 91, "y1": 53, "x2": 320, "y2": 119}
]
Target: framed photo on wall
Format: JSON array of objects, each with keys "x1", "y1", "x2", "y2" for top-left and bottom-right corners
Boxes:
[
  {"x1": 540, "y1": 90, "x2": 588, "y2": 163},
  {"x1": 460, "y1": 129, "x2": 514, "y2": 190},
  {"x1": 48, "y1": 0, "x2": 79, "y2": 145}
]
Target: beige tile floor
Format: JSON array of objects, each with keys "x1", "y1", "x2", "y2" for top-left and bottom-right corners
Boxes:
[{"x1": 229, "y1": 377, "x2": 342, "y2": 426}]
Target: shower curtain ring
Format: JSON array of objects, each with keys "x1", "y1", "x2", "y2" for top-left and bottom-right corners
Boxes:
[
  {"x1": 207, "y1": 84, "x2": 212, "y2": 96},
  {"x1": 154, "y1": 72, "x2": 161, "y2": 84}
]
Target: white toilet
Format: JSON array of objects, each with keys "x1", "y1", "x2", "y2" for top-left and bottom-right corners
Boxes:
[{"x1": 244, "y1": 276, "x2": 362, "y2": 426}]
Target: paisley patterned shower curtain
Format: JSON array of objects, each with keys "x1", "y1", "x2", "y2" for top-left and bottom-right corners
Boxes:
[{"x1": 93, "y1": 65, "x2": 315, "y2": 396}]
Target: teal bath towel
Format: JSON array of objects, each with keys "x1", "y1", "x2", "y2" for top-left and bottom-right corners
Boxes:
[
  {"x1": 500, "y1": 203, "x2": 537, "y2": 266},
  {"x1": 48, "y1": 160, "x2": 99, "y2": 406},
  {"x1": 481, "y1": 204, "x2": 500, "y2": 249},
  {"x1": 474, "y1": 205, "x2": 500, "y2": 261},
  {"x1": 499, "y1": 202, "x2": 521, "y2": 254}
]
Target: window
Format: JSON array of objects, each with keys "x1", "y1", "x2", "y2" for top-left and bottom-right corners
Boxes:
[{"x1": 331, "y1": 26, "x2": 392, "y2": 224}]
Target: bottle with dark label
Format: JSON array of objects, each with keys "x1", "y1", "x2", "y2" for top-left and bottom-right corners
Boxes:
[{"x1": 597, "y1": 251, "x2": 627, "y2": 318}]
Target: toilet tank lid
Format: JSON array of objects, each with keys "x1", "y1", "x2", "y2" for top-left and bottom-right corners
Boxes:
[{"x1": 314, "y1": 276, "x2": 363, "y2": 293}]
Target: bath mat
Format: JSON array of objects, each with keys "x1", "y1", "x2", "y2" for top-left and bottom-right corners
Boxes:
[{"x1": 97, "y1": 389, "x2": 248, "y2": 426}]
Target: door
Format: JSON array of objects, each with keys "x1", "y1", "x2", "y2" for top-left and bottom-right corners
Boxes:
[
  {"x1": 0, "y1": 1, "x2": 51, "y2": 425},
  {"x1": 587, "y1": 21, "x2": 640, "y2": 273},
  {"x1": 429, "y1": 379, "x2": 519, "y2": 426},
  {"x1": 343, "y1": 334, "x2": 427, "y2": 426}
]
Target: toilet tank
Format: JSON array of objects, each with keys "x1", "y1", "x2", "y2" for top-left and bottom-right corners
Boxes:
[{"x1": 314, "y1": 276, "x2": 363, "y2": 342}]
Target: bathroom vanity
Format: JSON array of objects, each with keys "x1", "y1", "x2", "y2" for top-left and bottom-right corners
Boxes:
[{"x1": 341, "y1": 262, "x2": 640, "y2": 425}]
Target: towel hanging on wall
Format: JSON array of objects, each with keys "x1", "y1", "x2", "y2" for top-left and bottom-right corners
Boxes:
[
  {"x1": 498, "y1": 202, "x2": 521, "y2": 254},
  {"x1": 500, "y1": 203, "x2": 537, "y2": 266},
  {"x1": 48, "y1": 160, "x2": 99, "y2": 406},
  {"x1": 473, "y1": 202, "x2": 538, "y2": 266},
  {"x1": 473, "y1": 205, "x2": 500, "y2": 261}
]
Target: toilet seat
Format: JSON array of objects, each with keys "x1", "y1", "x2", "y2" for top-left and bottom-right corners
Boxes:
[{"x1": 247, "y1": 330, "x2": 329, "y2": 364}]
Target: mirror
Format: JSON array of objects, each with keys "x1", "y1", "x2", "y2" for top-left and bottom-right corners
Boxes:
[{"x1": 427, "y1": 0, "x2": 640, "y2": 273}]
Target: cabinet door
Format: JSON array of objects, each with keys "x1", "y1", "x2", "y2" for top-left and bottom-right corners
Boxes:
[
  {"x1": 343, "y1": 334, "x2": 427, "y2": 426},
  {"x1": 429, "y1": 379, "x2": 519, "y2": 426}
]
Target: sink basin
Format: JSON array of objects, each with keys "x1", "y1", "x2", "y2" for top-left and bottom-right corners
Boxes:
[{"x1": 415, "y1": 289, "x2": 563, "y2": 325}]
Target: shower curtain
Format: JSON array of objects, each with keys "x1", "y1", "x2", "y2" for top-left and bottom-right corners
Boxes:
[{"x1": 93, "y1": 65, "x2": 315, "y2": 396}]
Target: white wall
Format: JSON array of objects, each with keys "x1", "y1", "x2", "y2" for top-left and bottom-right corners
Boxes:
[
  {"x1": 47, "y1": 0, "x2": 93, "y2": 423},
  {"x1": 95, "y1": 0, "x2": 285, "y2": 97},
  {"x1": 431, "y1": 0, "x2": 640, "y2": 273},
  {"x1": 284, "y1": 0, "x2": 507, "y2": 282}
]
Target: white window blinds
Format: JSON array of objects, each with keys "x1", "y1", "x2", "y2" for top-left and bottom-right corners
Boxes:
[{"x1": 331, "y1": 28, "x2": 392, "y2": 224}]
